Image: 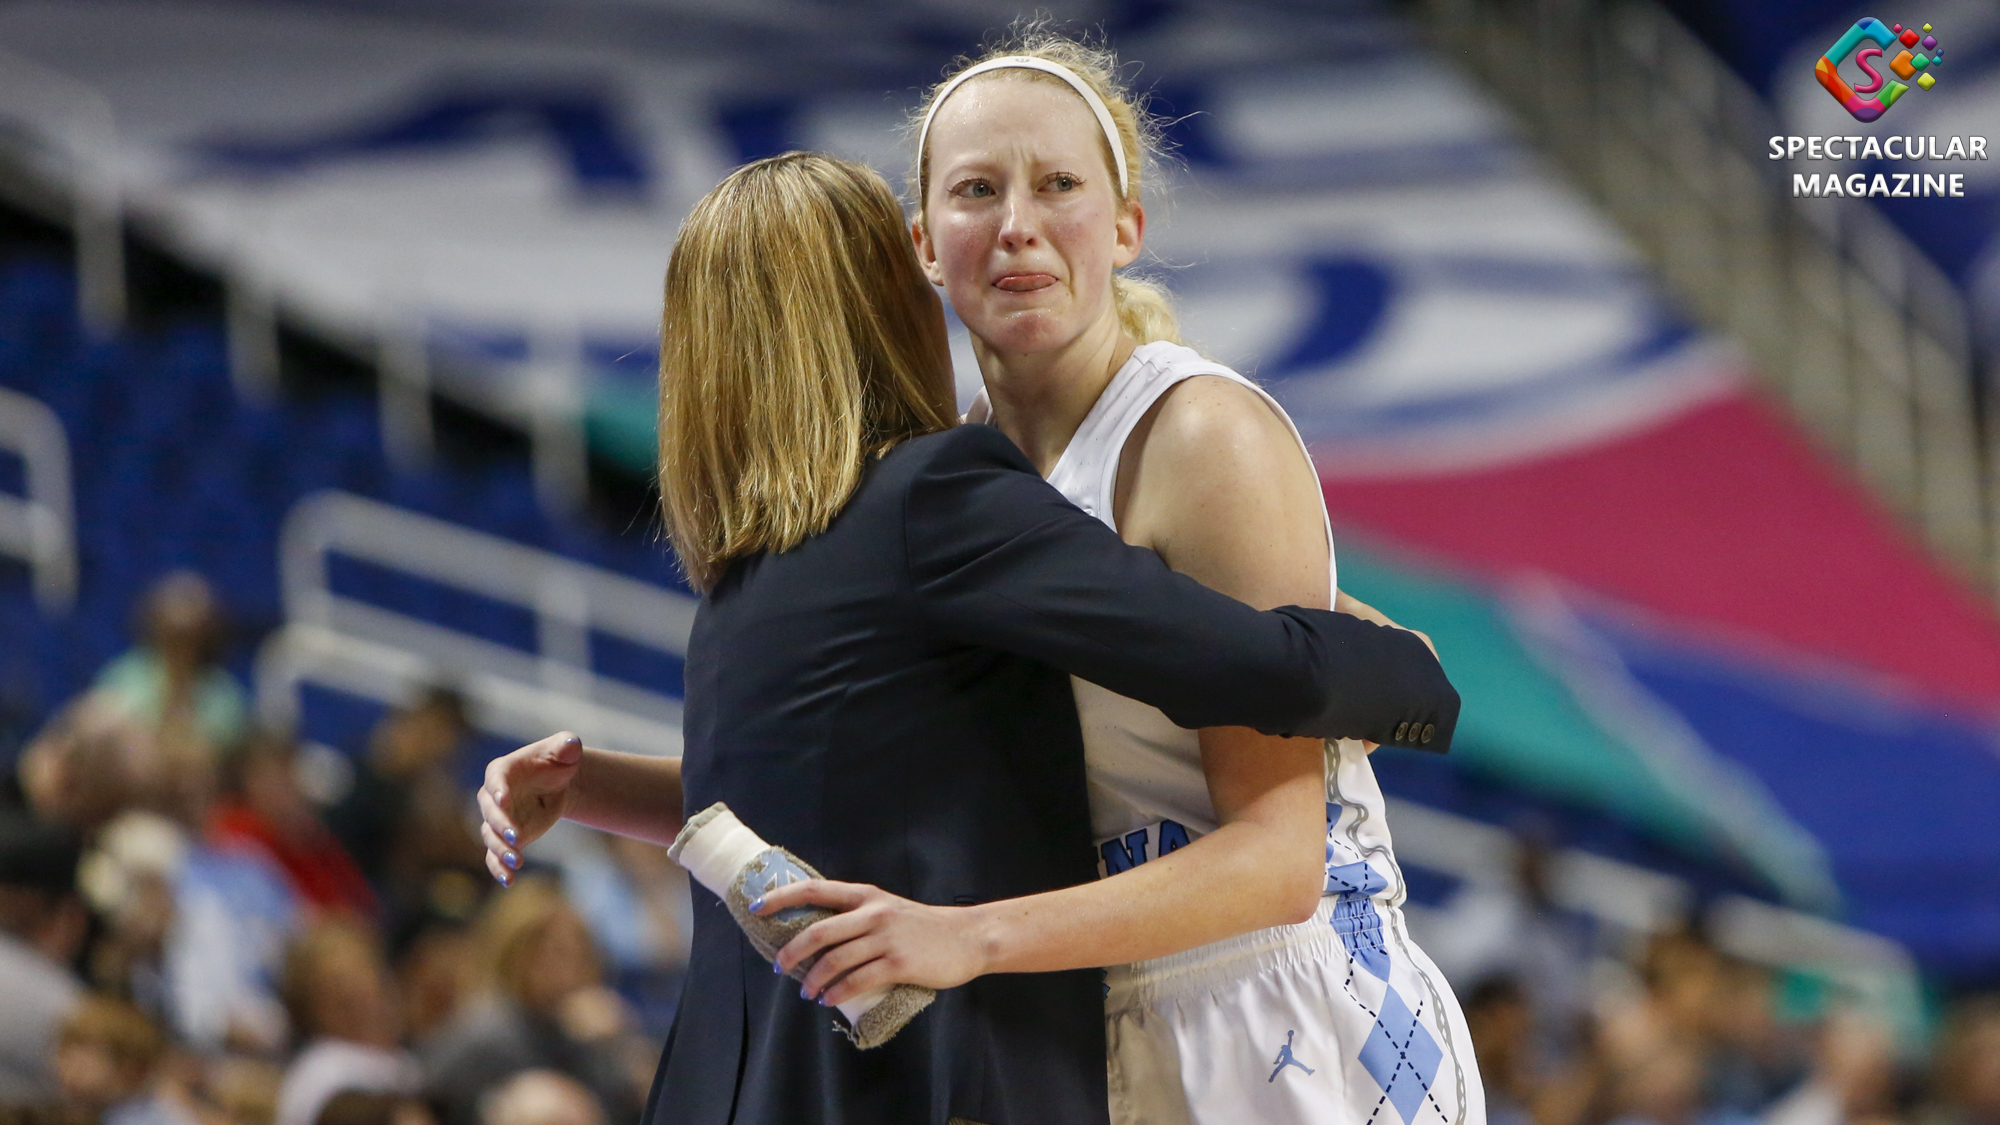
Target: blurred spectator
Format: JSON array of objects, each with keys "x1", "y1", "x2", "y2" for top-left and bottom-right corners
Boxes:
[
  {"x1": 78, "y1": 812, "x2": 189, "y2": 1022},
  {"x1": 1624, "y1": 929, "x2": 1812, "y2": 1118},
  {"x1": 324, "y1": 690, "x2": 482, "y2": 931},
  {"x1": 1642, "y1": 930, "x2": 1729, "y2": 1044},
  {"x1": 92, "y1": 573, "x2": 247, "y2": 818},
  {"x1": 1466, "y1": 975, "x2": 1606, "y2": 1125},
  {"x1": 1925, "y1": 997, "x2": 2000, "y2": 1125},
  {"x1": 94, "y1": 572, "x2": 247, "y2": 753},
  {"x1": 556, "y1": 832, "x2": 689, "y2": 1037},
  {"x1": 1761, "y1": 1013, "x2": 1901, "y2": 1125},
  {"x1": 393, "y1": 923, "x2": 476, "y2": 1048},
  {"x1": 274, "y1": 920, "x2": 420, "y2": 1125},
  {"x1": 50, "y1": 996, "x2": 188, "y2": 1125},
  {"x1": 421, "y1": 879, "x2": 641, "y2": 1125},
  {"x1": 312, "y1": 1090, "x2": 435, "y2": 1125},
  {"x1": 1468, "y1": 976, "x2": 1541, "y2": 1125},
  {"x1": 163, "y1": 836, "x2": 297, "y2": 1055},
  {"x1": 1705, "y1": 959, "x2": 1809, "y2": 1115},
  {"x1": 1607, "y1": 1034, "x2": 1738, "y2": 1125},
  {"x1": 210, "y1": 734, "x2": 376, "y2": 919},
  {"x1": 198, "y1": 1056, "x2": 284, "y2": 1125},
  {"x1": 558, "y1": 833, "x2": 690, "y2": 979},
  {"x1": 15, "y1": 697, "x2": 147, "y2": 836},
  {"x1": 1425, "y1": 827, "x2": 1599, "y2": 1055},
  {"x1": 0, "y1": 815, "x2": 85, "y2": 1105},
  {"x1": 480, "y1": 1071, "x2": 602, "y2": 1125}
]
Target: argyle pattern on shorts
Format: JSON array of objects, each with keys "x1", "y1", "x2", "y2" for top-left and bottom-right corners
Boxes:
[{"x1": 1326, "y1": 805, "x2": 1446, "y2": 1125}]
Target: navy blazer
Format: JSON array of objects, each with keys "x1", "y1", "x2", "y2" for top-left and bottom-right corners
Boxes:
[{"x1": 648, "y1": 424, "x2": 1457, "y2": 1125}]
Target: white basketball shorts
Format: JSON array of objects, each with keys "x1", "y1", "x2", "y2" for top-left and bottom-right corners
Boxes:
[{"x1": 1104, "y1": 894, "x2": 1485, "y2": 1125}]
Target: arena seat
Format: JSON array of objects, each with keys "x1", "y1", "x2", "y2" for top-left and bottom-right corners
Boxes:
[{"x1": 0, "y1": 254, "x2": 688, "y2": 768}]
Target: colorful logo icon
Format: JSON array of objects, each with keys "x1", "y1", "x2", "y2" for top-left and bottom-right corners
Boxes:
[{"x1": 1815, "y1": 18, "x2": 1943, "y2": 121}]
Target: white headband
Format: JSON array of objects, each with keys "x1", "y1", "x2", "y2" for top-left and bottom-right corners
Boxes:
[{"x1": 917, "y1": 55, "x2": 1130, "y2": 198}]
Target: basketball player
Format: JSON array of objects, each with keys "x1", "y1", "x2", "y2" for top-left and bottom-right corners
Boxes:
[{"x1": 758, "y1": 31, "x2": 1486, "y2": 1125}]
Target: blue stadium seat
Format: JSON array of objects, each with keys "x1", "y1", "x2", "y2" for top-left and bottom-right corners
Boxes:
[{"x1": 0, "y1": 254, "x2": 673, "y2": 763}]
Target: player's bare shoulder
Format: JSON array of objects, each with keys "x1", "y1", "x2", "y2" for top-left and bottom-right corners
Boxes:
[
  {"x1": 1116, "y1": 375, "x2": 1318, "y2": 527},
  {"x1": 1146, "y1": 375, "x2": 1299, "y2": 464},
  {"x1": 1113, "y1": 372, "x2": 1327, "y2": 603}
]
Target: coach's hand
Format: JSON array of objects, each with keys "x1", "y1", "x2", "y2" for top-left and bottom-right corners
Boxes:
[
  {"x1": 1335, "y1": 589, "x2": 1435, "y2": 659},
  {"x1": 1335, "y1": 589, "x2": 1438, "y2": 754},
  {"x1": 758, "y1": 881, "x2": 989, "y2": 1007},
  {"x1": 479, "y1": 732, "x2": 583, "y2": 886}
]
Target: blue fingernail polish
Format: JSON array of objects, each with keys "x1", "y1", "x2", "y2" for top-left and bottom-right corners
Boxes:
[
  {"x1": 748, "y1": 897, "x2": 763, "y2": 913},
  {"x1": 772, "y1": 961, "x2": 782, "y2": 974},
  {"x1": 503, "y1": 829, "x2": 517, "y2": 846},
  {"x1": 800, "y1": 986, "x2": 810, "y2": 1001},
  {"x1": 504, "y1": 852, "x2": 520, "y2": 870}
]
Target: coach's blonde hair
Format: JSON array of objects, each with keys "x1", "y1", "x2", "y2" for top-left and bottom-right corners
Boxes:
[
  {"x1": 659, "y1": 152, "x2": 957, "y2": 591},
  {"x1": 911, "y1": 25, "x2": 1181, "y2": 346}
]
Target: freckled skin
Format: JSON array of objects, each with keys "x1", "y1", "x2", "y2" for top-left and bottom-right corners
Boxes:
[
  {"x1": 867, "y1": 69, "x2": 1338, "y2": 984},
  {"x1": 914, "y1": 76, "x2": 1143, "y2": 383}
]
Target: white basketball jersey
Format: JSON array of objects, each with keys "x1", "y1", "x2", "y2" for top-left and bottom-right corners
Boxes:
[{"x1": 967, "y1": 342, "x2": 1408, "y2": 908}]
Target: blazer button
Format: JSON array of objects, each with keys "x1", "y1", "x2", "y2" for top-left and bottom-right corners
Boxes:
[
  {"x1": 1395, "y1": 721, "x2": 1409, "y2": 742},
  {"x1": 1421, "y1": 723, "x2": 1435, "y2": 745}
]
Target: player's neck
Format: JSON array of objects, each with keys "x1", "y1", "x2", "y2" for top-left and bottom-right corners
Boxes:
[{"x1": 976, "y1": 317, "x2": 1137, "y2": 478}]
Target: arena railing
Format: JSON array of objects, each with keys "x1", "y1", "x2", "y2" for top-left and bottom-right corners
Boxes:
[
  {"x1": 0, "y1": 54, "x2": 596, "y2": 519},
  {"x1": 0, "y1": 45, "x2": 125, "y2": 335},
  {"x1": 0, "y1": 386, "x2": 77, "y2": 613},
  {"x1": 1419, "y1": 0, "x2": 1992, "y2": 596},
  {"x1": 256, "y1": 489, "x2": 693, "y2": 758}
]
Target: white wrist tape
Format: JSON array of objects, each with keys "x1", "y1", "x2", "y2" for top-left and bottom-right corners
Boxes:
[{"x1": 669, "y1": 803, "x2": 934, "y2": 1047}]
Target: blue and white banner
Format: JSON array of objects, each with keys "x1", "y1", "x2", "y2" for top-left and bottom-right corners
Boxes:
[{"x1": 0, "y1": 0, "x2": 1736, "y2": 473}]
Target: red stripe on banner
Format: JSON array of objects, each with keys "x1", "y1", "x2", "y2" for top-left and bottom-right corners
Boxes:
[{"x1": 1320, "y1": 392, "x2": 2000, "y2": 706}]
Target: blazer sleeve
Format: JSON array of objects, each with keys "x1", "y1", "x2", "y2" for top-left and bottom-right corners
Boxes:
[{"x1": 901, "y1": 425, "x2": 1459, "y2": 751}]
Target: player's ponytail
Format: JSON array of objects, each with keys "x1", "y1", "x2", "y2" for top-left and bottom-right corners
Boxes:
[{"x1": 1112, "y1": 273, "x2": 1181, "y2": 347}]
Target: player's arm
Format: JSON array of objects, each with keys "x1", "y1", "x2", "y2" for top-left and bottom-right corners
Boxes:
[
  {"x1": 1097, "y1": 373, "x2": 1336, "y2": 933},
  {"x1": 760, "y1": 379, "x2": 1340, "y2": 995}
]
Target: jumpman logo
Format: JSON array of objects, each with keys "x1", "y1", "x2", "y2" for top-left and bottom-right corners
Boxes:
[{"x1": 1269, "y1": 1030, "x2": 1316, "y2": 1082}]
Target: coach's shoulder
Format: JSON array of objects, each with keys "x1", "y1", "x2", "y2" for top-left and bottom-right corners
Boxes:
[
  {"x1": 887, "y1": 422, "x2": 1035, "y2": 482},
  {"x1": 892, "y1": 422, "x2": 1076, "y2": 562}
]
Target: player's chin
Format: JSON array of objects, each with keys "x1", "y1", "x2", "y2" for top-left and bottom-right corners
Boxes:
[{"x1": 974, "y1": 308, "x2": 1076, "y2": 354}]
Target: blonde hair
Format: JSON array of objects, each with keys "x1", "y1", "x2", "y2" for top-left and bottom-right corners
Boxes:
[
  {"x1": 58, "y1": 996, "x2": 165, "y2": 1074},
  {"x1": 473, "y1": 875, "x2": 594, "y2": 1003},
  {"x1": 911, "y1": 25, "x2": 1181, "y2": 347},
  {"x1": 658, "y1": 153, "x2": 958, "y2": 591},
  {"x1": 279, "y1": 917, "x2": 386, "y2": 1041}
]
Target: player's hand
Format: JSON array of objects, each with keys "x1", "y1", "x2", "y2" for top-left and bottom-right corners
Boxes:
[
  {"x1": 756, "y1": 880, "x2": 988, "y2": 1007},
  {"x1": 1335, "y1": 589, "x2": 1436, "y2": 660},
  {"x1": 479, "y1": 732, "x2": 584, "y2": 886}
]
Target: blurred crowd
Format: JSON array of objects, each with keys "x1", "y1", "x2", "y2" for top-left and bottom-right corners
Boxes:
[
  {"x1": 0, "y1": 572, "x2": 688, "y2": 1125},
  {"x1": 1422, "y1": 839, "x2": 2000, "y2": 1125},
  {"x1": 4, "y1": 572, "x2": 2000, "y2": 1125}
]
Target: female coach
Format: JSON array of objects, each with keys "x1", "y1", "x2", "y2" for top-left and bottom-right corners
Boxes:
[{"x1": 478, "y1": 153, "x2": 1457, "y2": 1125}]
